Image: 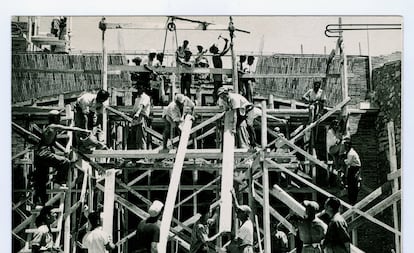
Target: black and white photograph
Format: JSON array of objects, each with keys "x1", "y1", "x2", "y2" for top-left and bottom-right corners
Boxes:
[{"x1": 9, "y1": 15, "x2": 404, "y2": 253}]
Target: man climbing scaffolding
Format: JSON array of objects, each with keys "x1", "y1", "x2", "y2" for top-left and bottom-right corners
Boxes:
[
  {"x1": 33, "y1": 110, "x2": 87, "y2": 207},
  {"x1": 302, "y1": 81, "x2": 326, "y2": 123}
]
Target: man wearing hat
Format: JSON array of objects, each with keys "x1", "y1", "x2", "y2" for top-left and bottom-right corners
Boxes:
[
  {"x1": 342, "y1": 136, "x2": 362, "y2": 204},
  {"x1": 135, "y1": 200, "x2": 164, "y2": 253},
  {"x1": 293, "y1": 200, "x2": 327, "y2": 253},
  {"x1": 161, "y1": 94, "x2": 195, "y2": 152},
  {"x1": 131, "y1": 84, "x2": 151, "y2": 150},
  {"x1": 82, "y1": 211, "x2": 115, "y2": 253}
]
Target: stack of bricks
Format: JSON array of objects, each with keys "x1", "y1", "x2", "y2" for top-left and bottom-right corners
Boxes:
[
  {"x1": 11, "y1": 53, "x2": 131, "y2": 103},
  {"x1": 254, "y1": 54, "x2": 370, "y2": 107}
]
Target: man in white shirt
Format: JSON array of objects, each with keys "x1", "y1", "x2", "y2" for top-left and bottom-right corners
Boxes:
[
  {"x1": 131, "y1": 85, "x2": 151, "y2": 150},
  {"x1": 302, "y1": 81, "x2": 326, "y2": 122},
  {"x1": 161, "y1": 94, "x2": 195, "y2": 152},
  {"x1": 82, "y1": 211, "x2": 115, "y2": 253},
  {"x1": 343, "y1": 136, "x2": 362, "y2": 205}
]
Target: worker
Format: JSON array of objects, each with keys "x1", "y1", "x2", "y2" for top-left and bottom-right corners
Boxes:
[
  {"x1": 225, "y1": 189, "x2": 254, "y2": 253},
  {"x1": 302, "y1": 81, "x2": 326, "y2": 122},
  {"x1": 343, "y1": 136, "x2": 362, "y2": 205},
  {"x1": 142, "y1": 49, "x2": 161, "y2": 105},
  {"x1": 82, "y1": 211, "x2": 116, "y2": 253},
  {"x1": 190, "y1": 204, "x2": 222, "y2": 253},
  {"x1": 242, "y1": 56, "x2": 256, "y2": 102},
  {"x1": 131, "y1": 84, "x2": 151, "y2": 150},
  {"x1": 135, "y1": 200, "x2": 164, "y2": 253},
  {"x1": 210, "y1": 37, "x2": 230, "y2": 104},
  {"x1": 161, "y1": 94, "x2": 195, "y2": 152},
  {"x1": 33, "y1": 110, "x2": 84, "y2": 207},
  {"x1": 322, "y1": 197, "x2": 351, "y2": 253},
  {"x1": 31, "y1": 206, "x2": 57, "y2": 253},
  {"x1": 177, "y1": 48, "x2": 194, "y2": 98},
  {"x1": 74, "y1": 89, "x2": 110, "y2": 150},
  {"x1": 293, "y1": 200, "x2": 327, "y2": 253}
]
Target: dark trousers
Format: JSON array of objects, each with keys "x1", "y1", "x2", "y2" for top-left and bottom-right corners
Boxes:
[
  {"x1": 162, "y1": 117, "x2": 181, "y2": 149},
  {"x1": 213, "y1": 79, "x2": 222, "y2": 104},
  {"x1": 181, "y1": 74, "x2": 192, "y2": 98},
  {"x1": 347, "y1": 166, "x2": 361, "y2": 204},
  {"x1": 33, "y1": 147, "x2": 71, "y2": 205}
]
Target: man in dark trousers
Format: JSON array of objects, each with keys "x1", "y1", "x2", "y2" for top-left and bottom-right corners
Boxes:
[
  {"x1": 343, "y1": 136, "x2": 362, "y2": 205},
  {"x1": 323, "y1": 197, "x2": 351, "y2": 253},
  {"x1": 209, "y1": 37, "x2": 230, "y2": 104},
  {"x1": 33, "y1": 110, "x2": 86, "y2": 207},
  {"x1": 135, "y1": 200, "x2": 164, "y2": 253}
]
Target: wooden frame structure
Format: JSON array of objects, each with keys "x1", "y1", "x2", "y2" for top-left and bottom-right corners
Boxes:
[{"x1": 11, "y1": 16, "x2": 401, "y2": 253}]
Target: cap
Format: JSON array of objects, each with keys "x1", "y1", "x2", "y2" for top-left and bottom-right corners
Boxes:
[
  {"x1": 217, "y1": 87, "x2": 228, "y2": 96},
  {"x1": 274, "y1": 127, "x2": 280, "y2": 132},
  {"x1": 48, "y1": 110, "x2": 60, "y2": 116},
  {"x1": 175, "y1": 94, "x2": 185, "y2": 104},
  {"x1": 149, "y1": 49, "x2": 157, "y2": 54},
  {"x1": 237, "y1": 205, "x2": 252, "y2": 214},
  {"x1": 303, "y1": 200, "x2": 319, "y2": 212},
  {"x1": 199, "y1": 58, "x2": 208, "y2": 65},
  {"x1": 148, "y1": 200, "x2": 164, "y2": 217}
]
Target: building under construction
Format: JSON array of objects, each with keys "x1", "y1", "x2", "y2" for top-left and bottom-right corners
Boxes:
[{"x1": 11, "y1": 16, "x2": 402, "y2": 253}]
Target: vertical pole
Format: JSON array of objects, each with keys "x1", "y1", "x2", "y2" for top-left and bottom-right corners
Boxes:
[
  {"x1": 366, "y1": 27, "x2": 372, "y2": 91},
  {"x1": 229, "y1": 17, "x2": 238, "y2": 94},
  {"x1": 339, "y1": 17, "x2": 349, "y2": 118},
  {"x1": 261, "y1": 101, "x2": 271, "y2": 253},
  {"x1": 103, "y1": 169, "x2": 116, "y2": 237},
  {"x1": 101, "y1": 19, "x2": 108, "y2": 144},
  {"x1": 63, "y1": 170, "x2": 72, "y2": 253},
  {"x1": 387, "y1": 122, "x2": 400, "y2": 253},
  {"x1": 268, "y1": 94, "x2": 274, "y2": 109},
  {"x1": 27, "y1": 16, "x2": 33, "y2": 51}
]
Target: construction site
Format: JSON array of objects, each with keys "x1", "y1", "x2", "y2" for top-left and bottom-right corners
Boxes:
[{"x1": 11, "y1": 16, "x2": 402, "y2": 253}]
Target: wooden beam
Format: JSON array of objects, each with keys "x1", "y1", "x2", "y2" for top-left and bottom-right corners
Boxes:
[
  {"x1": 242, "y1": 73, "x2": 326, "y2": 78},
  {"x1": 219, "y1": 111, "x2": 235, "y2": 233},
  {"x1": 387, "y1": 170, "x2": 401, "y2": 181},
  {"x1": 387, "y1": 121, "x2": 401, "y2": 253},
  {"x1": 342, "y1": 182, "x2": 391, "y2": 220},
  {"x1": 175, "y1": 176, "x2": 221, "y2": 208},
  {"x1": 103, "y1": 169, "x2": 116, "y2": 237},
  {"x1": 290, "y1": 97, "x2": 351, "y2": 143},
  {"x1": 159, "y1": 115, "x2": 193, "y2": 253},
  {"x1": 108, "y1": 65, "x2": 233, "y2": 75},
  {"x1": 348, "y1": 190, "x2": 401, "y2": 230},
  {"x1": 275, "y1": 136, "x2": 328, "y2": 170}
]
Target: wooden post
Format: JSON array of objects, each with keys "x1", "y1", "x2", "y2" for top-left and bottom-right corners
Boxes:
[
  {"x1": 103, "y1": 169, "x2": 116, "y2": 237},
  {"x1": 219, "y1": 111, "x2": 235, "y2": 233},
  {"x1": 339, "y1": 17, "x2": 349, "y2": 118},
  {"x1": 261, "y1": 101, "x2": 271, "y2": 253},
  {"x1": 387, "y1": 121, "x2": 400, "y2": 253},
  {"x1": 268, "y1": 95, "x2": 274, "y2": 109},
  {"x1": 230, "y1": 17, "x2": 239, "y2": 94},
  {"x1": 101, "y1": 19, "x2": 108, "y2": 143},
  {"x1": 158, "y1": 115, "x2": 193, "y2": 253},
  {"x1": 63, "y1": 171, "x2": 71, "y2": 253}
]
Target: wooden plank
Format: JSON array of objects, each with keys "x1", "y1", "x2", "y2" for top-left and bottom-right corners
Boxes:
[
  {"x1": 342, "y1": 182, "x2": 390, "y2": 220},
  {"x1": 242, "y1": 73, "x2": 326, "y2": 78},
  {"x1": 271, "y1": 184, "x2": 364, "y2": 253},
  {"x1": 219, "y1": 111, "x2": 235, "y2": 233},
  {"x1": 158, "y1": 115, "x2": 193, "y2": 253},
  {"x1": 261, "y1": 101, "x2": 272, "y2": 253},
  {"x1": 387, "y1": 121, "x2": 401, "y2": 253},
  {"x1": 103, "y1": 169, "x2": 117, "y2": 237},
  {"x1": 175, "y1": 176, "x2": 221, "y2": 208},
  {"x1": 108, "y1": 65, "x2": 233, "y2": 75},
  {"x1": 290, "y1": 97, "x2": 351, "y2": 143},
  {"x1": 348, "y1": 191, "x2": 401, "y2": 230},
  {"x1": 267, "y1": 159, "x2": 401, "y2": 236},
  {"x1": 276, "y1": 136, "x2": 328, "y2": 170},
  {"x1": 387, "y1": 170, "x2": 401, "y2": 181}
]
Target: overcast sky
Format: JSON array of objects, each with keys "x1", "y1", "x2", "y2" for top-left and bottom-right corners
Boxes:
[{"x1": 32, "y1": 16, "x2": 402, "y2": 56}]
